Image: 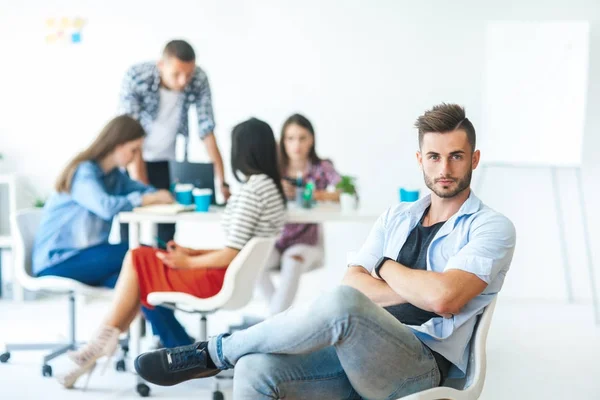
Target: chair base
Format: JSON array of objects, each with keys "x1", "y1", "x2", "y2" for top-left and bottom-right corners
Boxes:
[
  {"x1": 0, "y1": 292, "x2": 130, "y2": 377},
  {"x1": 4, "y1": 342, "x2": 76, "y2": 363}
]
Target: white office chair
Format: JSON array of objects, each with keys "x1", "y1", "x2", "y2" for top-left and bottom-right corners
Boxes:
[
  {"x1": 129, "y1": 236, "x2": 277, "y2": 398},
  {"x1": 0, "y1": 208, "x2": 126, "y2": 377},
  {"x1": 399, "y1": 297, "x2": 498, "y2": 400}
]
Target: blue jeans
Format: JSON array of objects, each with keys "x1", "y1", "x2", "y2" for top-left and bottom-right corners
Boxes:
[
  {"x1": 37, "y1": 242, "x2": 192, "y2": 348},
  {"x1": 208, "y1": 286, "x2": 440, "y2": 400}
]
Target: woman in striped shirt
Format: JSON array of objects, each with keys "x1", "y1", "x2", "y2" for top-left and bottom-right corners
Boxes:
[{"x1": 57, "y1": 118, "x2": 286, "y2": 390}]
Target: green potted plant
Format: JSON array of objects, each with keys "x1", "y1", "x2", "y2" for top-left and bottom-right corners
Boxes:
[
  {"x1": 336, "y1": 175, "x2": 358, "y2": 211},
  {"x1": 33, "y1": 197, "x2": 46, "y2": 208}
]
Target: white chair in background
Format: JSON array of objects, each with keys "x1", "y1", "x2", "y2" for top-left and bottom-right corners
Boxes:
[
  {"x1": 0, "y1": 208, "x2": 127, "y2": 377},
  {"x1": 128, "y1": 236, "x2": 277, "y2": 398},
  {"x1": 399, "y1": 297, "x2": 498, "y2": 400}
]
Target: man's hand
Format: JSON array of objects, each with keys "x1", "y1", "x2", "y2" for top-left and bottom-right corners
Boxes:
[
  {"x1": 220, "y1": 184, "x2": 231, "y2": 202},
  {"x1": 156, "y1": 246, "x2": 191, "y2": 269},
  {"x1": 342, "y1": 266, "x2": 407, "y2": 307}
]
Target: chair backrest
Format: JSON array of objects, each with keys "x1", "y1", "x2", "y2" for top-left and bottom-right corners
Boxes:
[
  {"x1": 11, "y1": 208, "x2": 44, "y2": 284},
  {"x1": 213, "y1": 236, "x2": 277, "y2": 310},
  {"x1": 449, "y1": 297, "x2": 498, "y2": 394}
]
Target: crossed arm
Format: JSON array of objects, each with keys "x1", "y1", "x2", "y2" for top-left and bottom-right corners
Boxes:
[{"x1": 341, "y1": 262, "x2": 487, "y2": 317}]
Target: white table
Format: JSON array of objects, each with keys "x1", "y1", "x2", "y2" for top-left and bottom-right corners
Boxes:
[{"x1": 119, "y1": 203, "x2": 380, "y2": 248}]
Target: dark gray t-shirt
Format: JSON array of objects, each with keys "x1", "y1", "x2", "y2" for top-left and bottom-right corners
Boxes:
[{"x1": 383, "y1": 209, "x2": 452, "y2": 382}]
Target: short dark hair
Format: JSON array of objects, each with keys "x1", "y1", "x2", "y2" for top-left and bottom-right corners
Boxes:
[
  {"x1": 163, "y1": 40, "x2": 195, "y2": 62},
  {"x1": 415, "y1": 103, "x2": 476, "y2": 151},
  {"x1": 231, "y1": 118, "x2": 286, "y2": 205}
]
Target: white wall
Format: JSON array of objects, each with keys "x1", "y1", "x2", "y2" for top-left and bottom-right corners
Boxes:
[{"x1": 1, "y1": 0, "x2": 599, "y2": 303}]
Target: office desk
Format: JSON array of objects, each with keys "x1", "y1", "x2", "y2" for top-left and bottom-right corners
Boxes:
[{"x1": 119, "y1": 203, "x2": 380, "y2": 248}]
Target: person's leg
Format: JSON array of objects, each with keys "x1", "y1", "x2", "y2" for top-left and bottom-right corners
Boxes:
[
  {"x1": 102, "y1": 251, "x2": 144, "y2": 330},
  {"x1": 233, "y1": 347, "x2": 360, "y2": 400},
  {"x1": 146, "y1": 161, "x2": 175, "y2": 243},
  {"x1": 141, "y1": 306, "x2": 193, "y2": 348},
  {"x1": 137, "y1": 286, "x2": 440, "y2": 398},
  {"x1": 256, "y1": 247, "x2": 281, "y2": 304},
  {"x1": 37, "y1": 242, "x2": 129, "y2": 286},
  {"x1": 267, "y1": 244, "x2": 323, "y2": 315},
  {"x1": 210, "y1": 286, "x2": 440, "y2": 399},
  {"x1": 58, "y1": 251, "x2": 144, "y2": 388}
]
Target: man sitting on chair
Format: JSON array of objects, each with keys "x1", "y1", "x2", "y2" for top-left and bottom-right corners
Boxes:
[{"x1": 134, "y1": 103, "x2": 517, "y2": 399}]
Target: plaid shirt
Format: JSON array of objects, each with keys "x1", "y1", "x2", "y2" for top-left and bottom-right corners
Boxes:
[
  {"x1": 118, "y1": 62, "x2": 215, "y2": 141},
  {"x1": 276, "y1": 160, "x2": 341, "y2": 252}
]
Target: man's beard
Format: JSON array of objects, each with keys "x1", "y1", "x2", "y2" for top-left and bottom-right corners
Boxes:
[{"x1": 424, "y1": 168, "x2": 472, "y2": 199}]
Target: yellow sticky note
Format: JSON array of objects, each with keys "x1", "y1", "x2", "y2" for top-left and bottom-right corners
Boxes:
[{"x1": 73, "y1": 17, "x2": 85, "y2": 29}]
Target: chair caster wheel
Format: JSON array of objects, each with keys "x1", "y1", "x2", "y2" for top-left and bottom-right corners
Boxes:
[
  {"x1": 42, "y1": 364, "x2": 53, "y2": 377},
  {"x1": 213, "y1": 391, "x2": 225, "y2": 400},
  {"x1": 115, "y1": 359, "x2": 126, "y2": 372},
  {"x1": 137, "y1": 383, "x2": 151, "y2": 397}
]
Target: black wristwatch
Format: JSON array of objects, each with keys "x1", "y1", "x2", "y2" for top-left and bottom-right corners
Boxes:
[
  {"x1": 222, "y1": 182, "x2": 230, "y2": 188},
  {"x1": 374, "y1": 256, "x2": 393, "y2": 279}
]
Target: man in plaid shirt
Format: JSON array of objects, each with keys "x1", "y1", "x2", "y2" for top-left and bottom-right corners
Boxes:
[{"x1": 119, "y1": 39, "x2": 230, "y2": 243}]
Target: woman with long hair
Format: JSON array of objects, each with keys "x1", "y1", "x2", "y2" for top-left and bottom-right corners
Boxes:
[
  {"x1": 57, "y1": 117, "x2": 287, "y2": 390},
  {"x1": 258, "y1": 114, "x2": 342, "y2": 316},
  {"x1": 33, "y1": 115, "x2": 173, "y2": 288}
]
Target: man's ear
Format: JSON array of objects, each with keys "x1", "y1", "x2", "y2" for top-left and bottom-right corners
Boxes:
[
  {"x1": 472, "y1": 149, "x2": 481, "y2": 170},
  {"x1": 416, "y1": 151, "x2": 423, "y2": 169}
]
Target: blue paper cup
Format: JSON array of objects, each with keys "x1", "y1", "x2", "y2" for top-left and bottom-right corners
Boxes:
[
  {"x1": 193, "y1": 188, "x2": 213, "y2": 212},
  {"x1": 174, "y1": 183, "x2": 194, "y2": 205},
  {"x1": 399, "y1": 188, "x2": 419, "y2": 202}
]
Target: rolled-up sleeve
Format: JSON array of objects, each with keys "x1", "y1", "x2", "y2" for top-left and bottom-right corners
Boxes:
[
  {"x1": 118, "y1": 67, "x2": 142, "y2": 120},
  {"x1": 444, "y1": 214, "x2": 516, "y2": 284},
  {"x1": 194, "y1": 73, "x2": 216, "y2": 139},
  {"x1": 347, "y1": 209, "x2": 389, "y2": 272}
]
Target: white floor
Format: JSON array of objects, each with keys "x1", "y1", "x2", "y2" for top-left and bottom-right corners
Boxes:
[{"x1": 1, "y1": 271, "x2": 599, "y2": 400}]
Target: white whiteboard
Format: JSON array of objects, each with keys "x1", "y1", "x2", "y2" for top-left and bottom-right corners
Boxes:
[{"x1": 481, "y1": 22, "x2": 590, "y2": 167}]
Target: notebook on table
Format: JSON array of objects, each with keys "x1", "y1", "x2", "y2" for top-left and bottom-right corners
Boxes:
[{"x1": 133, "y1": 204, "x2": 196, "y2": 215}]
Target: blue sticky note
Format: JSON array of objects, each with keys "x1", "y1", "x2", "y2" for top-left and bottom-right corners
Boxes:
[{"x1": 71, "y1": 32, "x2": 81, "y2": 43}]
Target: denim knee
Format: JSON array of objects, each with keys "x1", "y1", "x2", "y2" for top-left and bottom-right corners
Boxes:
[
  {"x1": 318, "y1": 286, "x2": 373, "y2": 319},
  {"x1": 233, "y1": 354, "x2": 278, "y2": 397}
]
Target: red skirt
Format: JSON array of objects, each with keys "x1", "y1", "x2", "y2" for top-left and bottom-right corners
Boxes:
[{"x1": 132, "y1": 247, "x2": 227, "y2": 308}]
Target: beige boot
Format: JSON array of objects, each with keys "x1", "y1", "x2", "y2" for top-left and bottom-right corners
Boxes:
[{"x1": 58, "y1": 325, "x2": 120, "y2": 389}]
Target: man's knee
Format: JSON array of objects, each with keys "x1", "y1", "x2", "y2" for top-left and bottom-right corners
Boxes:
[
  {"x1": 233, "y1": 354, "x2": 279, "y2": 397},
  {"x1": 320, "y1": 286, "x2": 373, "y2": 317}
]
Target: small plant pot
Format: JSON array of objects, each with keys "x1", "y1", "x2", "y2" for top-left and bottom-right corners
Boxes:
[{"x1": 340, "y1": 193, "x2": 358, "y2": 212}]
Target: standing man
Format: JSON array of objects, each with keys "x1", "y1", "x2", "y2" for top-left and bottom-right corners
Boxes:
[{"x1": 119, "y1": 39, "x2": 230, "y2": 243}]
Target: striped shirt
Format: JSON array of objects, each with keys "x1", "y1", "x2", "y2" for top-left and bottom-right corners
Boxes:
[{"x1": 222, "y1": 174, "x2": 286, "y2": 250}]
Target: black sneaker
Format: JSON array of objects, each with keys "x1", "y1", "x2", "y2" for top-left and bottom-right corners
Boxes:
[{"x1": 134, "y1": 341, "x2": 220, "y2": 386}]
